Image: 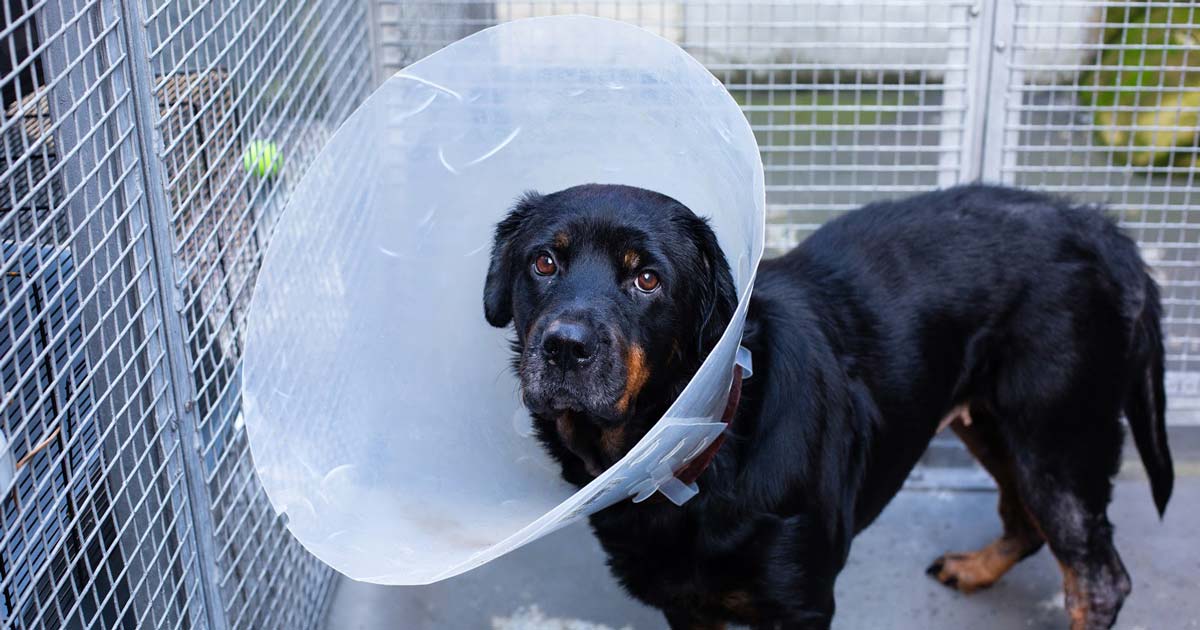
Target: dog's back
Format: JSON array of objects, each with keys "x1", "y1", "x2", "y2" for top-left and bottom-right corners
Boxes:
[{"x1": 789, "y1": 185, "x2": 1151, "y2": 336}]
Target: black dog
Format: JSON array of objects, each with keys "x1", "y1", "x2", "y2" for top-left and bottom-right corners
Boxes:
[{"x1": 482, "y1": 183, "x2": 1173, "y2": 630}]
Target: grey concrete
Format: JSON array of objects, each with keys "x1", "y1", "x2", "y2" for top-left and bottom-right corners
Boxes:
[{"x1": 322, "y1": 477, "x2": 1199, "y2": 629}]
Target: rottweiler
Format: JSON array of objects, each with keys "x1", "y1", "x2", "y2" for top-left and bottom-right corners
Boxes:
[{"x1": 482, "y1": 183, "x2": 1173, "y2": 630}]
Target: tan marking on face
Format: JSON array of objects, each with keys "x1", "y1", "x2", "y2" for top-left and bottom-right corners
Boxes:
[
  {"x1": 615, "y1": 344, "x2": 650, "y2": 414},
  {"x1": 557, "y1": 412, "x2": 605, "y2": 477},
  {"x1": 553, "y1": 231, "x2": 569, "y2": 249},
  {"x1": 599, "y1": 424, "x2": 626, "y2": 460},
  {"x1": 622, "y1": 249, "x2": 640, "y2": 270},
  {"x1": 937, "y1": 402, "x2": 973, "y2": 434},
  {"x1": 555, "y1": 413, "x2": 575, "y2": 446}
]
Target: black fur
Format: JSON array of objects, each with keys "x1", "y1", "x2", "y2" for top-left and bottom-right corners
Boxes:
[{"x1": 483, "y1": 183, "x2": 1173, "y2": 630}]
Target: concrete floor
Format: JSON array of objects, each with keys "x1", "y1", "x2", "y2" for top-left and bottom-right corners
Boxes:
[{"x1": 323, "y1": 475, "x2": 1199, "y2": 630}]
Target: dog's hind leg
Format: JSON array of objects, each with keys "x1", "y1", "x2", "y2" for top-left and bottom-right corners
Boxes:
[
  {"x1": 926, "y1": 403, "x2": 1044, "y2": 593},
  {"x1": 1009, "y1": 424, "x2": 1132, "y2": 630}
]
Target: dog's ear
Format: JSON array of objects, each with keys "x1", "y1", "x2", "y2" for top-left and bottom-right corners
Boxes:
[
  {"x1": 679, "y1": 215, "x2": 737, "y2": 358},
  {"x1": 483, "y1": 192, "x2": 542, "y2": 327}
]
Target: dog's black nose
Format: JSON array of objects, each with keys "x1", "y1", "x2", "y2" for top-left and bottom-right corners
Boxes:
[{"x1": 542, "y1": 320, "x2": 597, "y2": 367}]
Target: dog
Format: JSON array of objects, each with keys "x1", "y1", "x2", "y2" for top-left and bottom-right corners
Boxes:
[{"x1": 482, "y1": 183, "x2": 1173, "y2": 630}]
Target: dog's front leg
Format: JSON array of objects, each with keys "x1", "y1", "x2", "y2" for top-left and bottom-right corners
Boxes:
[{"x1": 755, "y1": 573, "x2": 836, "y2": 630}]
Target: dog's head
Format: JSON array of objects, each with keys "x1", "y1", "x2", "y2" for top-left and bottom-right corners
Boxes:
[{"x1": 484, "y1": 184, "x2": 736, "y2": 483}]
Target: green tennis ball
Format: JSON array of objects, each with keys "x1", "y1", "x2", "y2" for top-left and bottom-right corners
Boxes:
[{"x1": 243, "y1": 140, "x2": 281, "y2": 177}]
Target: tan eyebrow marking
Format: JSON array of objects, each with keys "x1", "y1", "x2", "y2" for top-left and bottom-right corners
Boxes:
[
  {"x1": 623, "y1": 250, "x2": 641, "y2": 270},
  {"x1": 554, "y1": 232, "x2": 570, "y2": 249}
]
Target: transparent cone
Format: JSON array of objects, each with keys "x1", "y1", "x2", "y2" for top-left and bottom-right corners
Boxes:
[{"x1": 242, "y1": 16, "x2": 765, "y2": 585}]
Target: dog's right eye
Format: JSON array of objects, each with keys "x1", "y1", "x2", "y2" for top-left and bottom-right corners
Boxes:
[{"x1": 533, "y1": 252, "x2": 558, "y2": 276}]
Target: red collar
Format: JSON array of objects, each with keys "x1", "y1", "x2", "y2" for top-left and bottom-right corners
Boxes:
[
  {"x1": 673, "y1": 364, "x2": 743, "y2": 485},
  {"x1": 640, "y1": 364, "x2": 743, "y2": 503}
]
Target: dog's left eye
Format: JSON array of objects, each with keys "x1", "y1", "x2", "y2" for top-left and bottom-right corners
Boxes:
[
  {"x1": 635, "y1": 270, "x2": 660, "y2": 293},
  {"x1": 533, "y1": 252, "x2": 558, "y2": 276}
]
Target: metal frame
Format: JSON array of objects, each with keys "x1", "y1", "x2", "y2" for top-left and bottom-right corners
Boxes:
[
  {"x1": 119, "y1": 0, "x2": 230, "y2": 627},
  {"x1": 978, "y1": 0, "x2": 1019, "y2": 181}
]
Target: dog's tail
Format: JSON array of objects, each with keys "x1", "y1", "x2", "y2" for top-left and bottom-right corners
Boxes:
[{"x1": 1124, "y1": 275, "x2": 1174, "y2": 517}]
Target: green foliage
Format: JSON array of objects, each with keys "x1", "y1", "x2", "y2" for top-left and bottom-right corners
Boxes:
[{"x1": 1081, "y1": 4, "x2": 1200, "y2": 168}]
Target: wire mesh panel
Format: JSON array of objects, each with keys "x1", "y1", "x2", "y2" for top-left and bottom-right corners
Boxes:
[
  {"x1": 134, "y1": 0, "x2": 374, "y2": 627},
  {"x1": 1, "y1": 0, "x2": 208, "y2": 627},
  {"x1": 994, "y1": 0, "x2": 1200, "y2": 415},
  {"x1": 374, "y1": 1, "x2": 979, "y2": 255}
]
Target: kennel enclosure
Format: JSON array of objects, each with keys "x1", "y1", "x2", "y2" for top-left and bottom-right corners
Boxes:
[{"x1": 1, "y1": 1, "x2": 1197, "y2": 628}]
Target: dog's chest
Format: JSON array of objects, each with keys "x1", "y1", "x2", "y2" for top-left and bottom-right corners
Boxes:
[
  {"x1": 607, "y1": 543, "x2": 764, "y2": 623},
  {"x1": 589, "y1": 506, "x2": 791, "y2": 623}
]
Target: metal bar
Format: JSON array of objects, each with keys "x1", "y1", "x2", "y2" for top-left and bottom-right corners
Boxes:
[
  {"x1": 954, "y1": 0, "x2": 988, "y2": 182},
  {"x1": 942, "y1": 1, "x2": 972, "y2": 187},
  {"x1": 115, "y1": 0, "x2": 232, "y2": 628},
  {"x1": 366, "y1": 0, "x2": 385, "y2": 85},
  {"x1": 978, "y1": 0, "x2": 1019, "y2": 183}
]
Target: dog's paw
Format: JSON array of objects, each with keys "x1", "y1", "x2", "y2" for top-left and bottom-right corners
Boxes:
[{"x1": 925, "y1": 552, "x2": 1001, "y2": 594}]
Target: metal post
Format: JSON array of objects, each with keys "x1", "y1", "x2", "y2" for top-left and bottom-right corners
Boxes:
[
  {"x1": 115, "y1": 1, "x2": 232, "y2": 629},
  {"x1": 976, "y1": 0, "x2": 1019, "y2": 184},
  {"x1": 939, "y1": 2, "x2": 977, "y2": 187},
  {"x1": 953, "y1": 0, "x2": 993, "y2": 183},
  {"x1": 365, "y1": 0, "x2": 385, "y2": 86}
]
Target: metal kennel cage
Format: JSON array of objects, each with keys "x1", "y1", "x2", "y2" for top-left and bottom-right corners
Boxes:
[{"x1": 0, "y1": 1, "x2": 1196, "y2": 629}]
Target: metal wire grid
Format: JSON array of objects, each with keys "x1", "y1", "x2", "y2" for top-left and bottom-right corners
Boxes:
[
  {"x1": 2, "y1": 0, "x2": 373, "y2": 628},
  {"x1": 677, "y1": 1, "x2": 977, "y2": 252},
  {"x1": 1, "y1": 0, "x2": 207, "y2": 628},
  {"x1": 993, "y1": 1, "x2": 1200, "y2": 400},
  {"x1": 136, "y1": 0, "x2": 373, "y2": 627},
  {"x1": 374, "y1": 2, "x2": 976, "y2": 258},
  {"x1": 376, "y1": 0, "x2": 1200, "y2": 417}
]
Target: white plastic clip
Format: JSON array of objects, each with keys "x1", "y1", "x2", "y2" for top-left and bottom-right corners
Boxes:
[
  {"x1": 626, "y1": 349, "x2": 751, "y2": 506},
  {"x1": 631, "y1": 460, "x2": 700, "y2": 506},
  {"x1": 736, "y1": 344, "x2": 753, "y2": 379}
]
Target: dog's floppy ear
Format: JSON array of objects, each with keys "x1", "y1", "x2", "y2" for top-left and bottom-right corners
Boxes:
[
  {"x1": 679, "y1": 214, "x2": 737, "y2": 358},
  {"x1": 483, "y1": 192, "x2": 542, "y2": 327}
]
